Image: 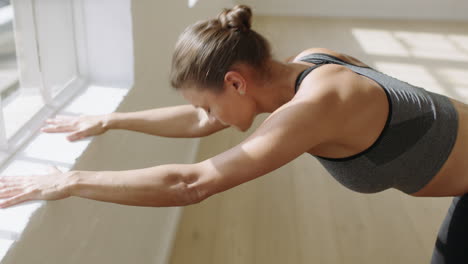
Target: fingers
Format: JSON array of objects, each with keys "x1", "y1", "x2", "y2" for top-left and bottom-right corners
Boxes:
[
  {"x1": 44, "y1": 116, "x2": 74, "y2": 125},
  {"x1": 0, "y1": 169, "x2": 70, "y2": 208},
  {"x1": 41, "y1": 124, "x2": 75, "y2": 133},
  {"x1": 0, "y1": 190, "x2": 36, "y2": 209},
  {"x1": 0, "y1": 186, "x2": 25, "y2": 199},
  {"x1": 42, "y1": 122, "x2": 74, "y2": 133},
  {"x1": 41, "y1": 115, "x2": 77, "y2": 133},
  {"x1": 0, "y1": 176, "x2": 28, "y2": 187},
  {"x1": 0, "y1": 177, "x2": 28, "y2": 193},
  {"x1": 0, "y1": 175, "x2": 38, "y2": 208},
  {"x1": 41, "y1": 124, "x2": 87, "y2": 141},
  {"x1": 67, "y1": 131, "x2": 86, "y2": 141}
]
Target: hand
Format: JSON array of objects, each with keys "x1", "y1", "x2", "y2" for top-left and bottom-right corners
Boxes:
[
  {"x1": 0, "y1": 166, "x2": 73, "y2": 209},
  {"x1": 41, "y1": 114, "x2": 110, "y2": 141}
]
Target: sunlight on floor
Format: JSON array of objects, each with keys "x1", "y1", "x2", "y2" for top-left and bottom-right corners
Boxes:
[
  {"x1": 437, "y1": 68, "x2": 468, "y2": 100},
  {"x1": 437, "y1": 68, "x2": 468, "y2": 86},
  {"x1": 448, "y1": 34, "x2": 468, "y2": 53},
  {"x1": 394, "y1": 31, "x2": 468, "y2": 62}
]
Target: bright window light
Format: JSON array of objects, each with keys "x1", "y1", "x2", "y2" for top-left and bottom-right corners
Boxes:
[
  {"x1": 0, "y1": 4, "x2": 13, "y2": 25},
  {"x1": 3, "y1": 91, "x2": 42, "y2": 139},
  {"x1": 188, "y1": 0, "x2": 198, "y2": 8},
  {"x1": 64, "y1": 85, "x2": 128, "y2": 115}
]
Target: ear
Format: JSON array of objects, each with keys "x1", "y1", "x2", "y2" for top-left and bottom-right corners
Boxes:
[{"x1": 224, "y1": 71, "x2": 247, "y2": 95}]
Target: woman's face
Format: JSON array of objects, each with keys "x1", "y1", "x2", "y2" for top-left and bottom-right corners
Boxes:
[{"x1": 180, "y1": 79, "x2": 257, "y2": 132}]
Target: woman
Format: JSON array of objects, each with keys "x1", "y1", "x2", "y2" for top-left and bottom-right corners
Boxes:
[{"x1": 0, "y1": 5, "x2": 467, "y2": 263}]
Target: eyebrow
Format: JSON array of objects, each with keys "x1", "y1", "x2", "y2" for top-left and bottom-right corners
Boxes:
[{"x1": 194, "y1": 105, "x2": 207, "y2": 111}]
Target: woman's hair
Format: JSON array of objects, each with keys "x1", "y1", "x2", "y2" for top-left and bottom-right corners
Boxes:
[{"x1": 170, "y1": 5, "x2": 272, "y2": 93}]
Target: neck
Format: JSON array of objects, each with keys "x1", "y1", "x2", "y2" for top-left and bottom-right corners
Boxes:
[{"x1": 253, "y1": 59, "x2": 309, "y2": 114}]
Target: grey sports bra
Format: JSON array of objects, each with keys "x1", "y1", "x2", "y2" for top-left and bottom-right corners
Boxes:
[{"x1": 295, "y1": 53, "x2": 458, "y2": 194}]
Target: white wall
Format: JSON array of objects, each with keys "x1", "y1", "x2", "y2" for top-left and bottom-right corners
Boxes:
[
  {"x1": 238, "y1": 0, "x2": 468, "y2": 21},
  {"x1": 81, "y1": 0, "x2": 134, "y2": 88}
]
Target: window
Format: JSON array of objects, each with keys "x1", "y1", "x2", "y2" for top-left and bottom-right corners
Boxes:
[
  {"x1": 0, "y1": 0, "x2": 87, "y2": 162},
  {"x1": 0, "y1": 0, "x2": 17, "y2": 148},
  {"x1": 0, "y1": 0, "x2": 134, "y2": 261}
]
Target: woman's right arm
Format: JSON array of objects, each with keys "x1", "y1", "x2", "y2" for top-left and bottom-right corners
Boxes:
[
  {"x1": 41, "y1": 105, "x2": 230, "y2": 141},
  {"x1": 107, "y1": 105, "x2": 229, "y2": 138}
]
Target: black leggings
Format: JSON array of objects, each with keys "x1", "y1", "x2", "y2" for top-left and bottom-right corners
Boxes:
[{"x1": 431, "y1": 194, "x2": 468, "y2": 263}]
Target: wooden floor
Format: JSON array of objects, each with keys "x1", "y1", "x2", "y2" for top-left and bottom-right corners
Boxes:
[{"x1": 169, "y1": 16, "x2": 468, "y2": 264}]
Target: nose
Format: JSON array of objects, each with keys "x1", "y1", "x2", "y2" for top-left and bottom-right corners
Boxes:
[
  {"x1": 210, "y1": 115, "x2": 229, "y2": 126},
  {"x1": 208, "y1": 114, "x2": 217, "y2": 123}
]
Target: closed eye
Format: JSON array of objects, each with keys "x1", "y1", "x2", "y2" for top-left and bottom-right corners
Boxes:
[
  {"x1": 195, "y1": 105, "x2": 209, "y2": 114},
  {"x1": 200, "y1": 106, "x2": 210, "y2": 114}
]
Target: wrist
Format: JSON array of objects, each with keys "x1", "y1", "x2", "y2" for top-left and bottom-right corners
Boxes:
[
  {"x1": 102, "y1": 112, "x2": 119, "y2": 130},
  {"x1": 64, "y1": 170, "x2": 83, "y2": 196}
]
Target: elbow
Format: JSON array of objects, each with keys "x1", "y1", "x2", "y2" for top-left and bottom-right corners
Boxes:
[
  {"x1": 175, "y1": 165, "x2": 212, "y2": 206},
  {"x1": 177, "y1": 183, "x2": 209, "y2": 206}
]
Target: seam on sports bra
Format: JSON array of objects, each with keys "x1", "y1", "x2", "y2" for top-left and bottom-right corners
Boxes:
[
  {"x1": 298, "y1": 52, "x2": 372, "y2": 69},
  {"x1": 295, "y1": 53, "x2": 371, "y2": 93},
  {"x1": 294, "y1": 65, "x2": 323, "y2": 93}
]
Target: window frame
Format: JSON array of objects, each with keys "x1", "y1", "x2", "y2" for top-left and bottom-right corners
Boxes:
[{"x1": 0, "y1": 0, "x2": 89, "y2": 164}]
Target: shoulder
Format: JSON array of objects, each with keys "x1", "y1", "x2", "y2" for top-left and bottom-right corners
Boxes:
[
  {"x1": 294, "y1": 59, "x2": 351, "y2": 101},
  {"x1": 192, "y1": 87, "x2": 347, "y2": 201},
  {"x1": 286, "y1": 47, "x2": 370, "y2": 68},
  {"x1": 288, "y1": 47, "x2": 338, "y2": 62}
]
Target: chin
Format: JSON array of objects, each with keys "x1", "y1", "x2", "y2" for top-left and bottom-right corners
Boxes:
[
  {"x1": 237, "y1": 123, "x2": 251, "y2": 132},
  {"x1": 234, "y1": 116, "x2": 254, "y2": 132}
]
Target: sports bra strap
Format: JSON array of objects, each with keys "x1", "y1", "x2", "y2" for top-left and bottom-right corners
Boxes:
[
  {"x1": 294, "y1": 65, "x2": 323, "y2": 93},
  {"x1": 297, "y1": 53, "x2": 343, "y2": 65},
  {"x1": 294, "y1": 53, "x2": 372, "y2": 93}
]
